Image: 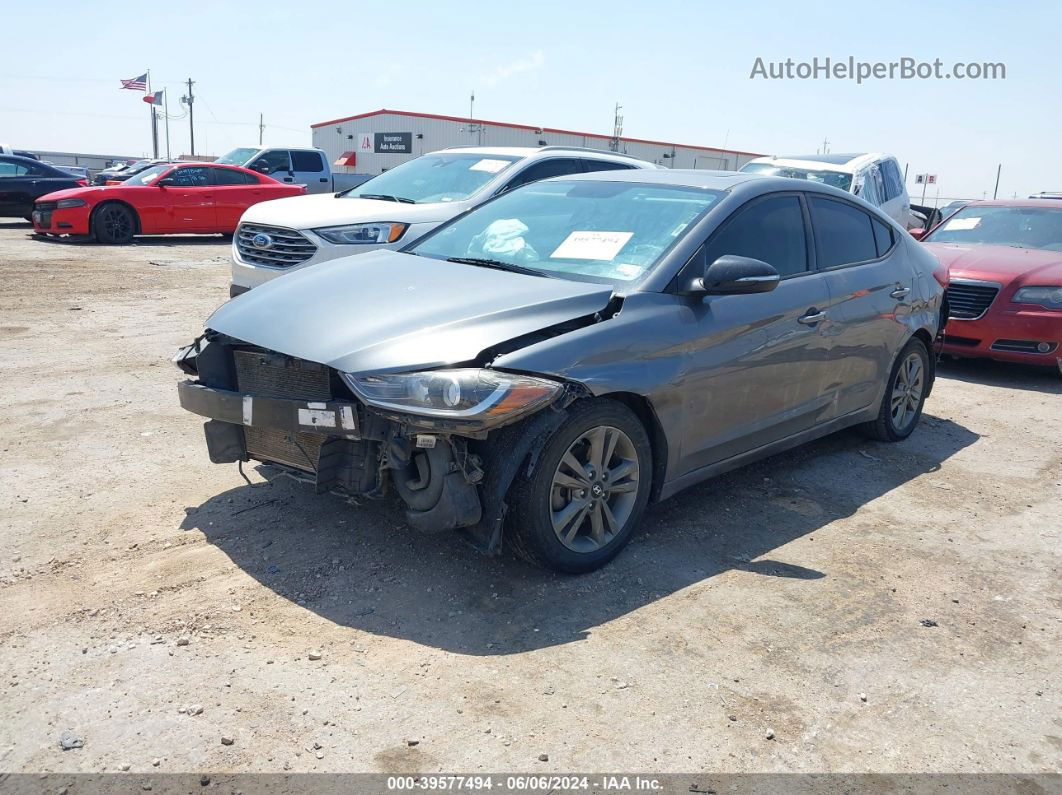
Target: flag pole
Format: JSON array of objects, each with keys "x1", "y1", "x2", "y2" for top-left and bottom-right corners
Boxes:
[
  {"x1": 163, "y1": 89, "x2": 171, "y2": 160},
  {"x1": 147, "y1": 69, "x2": 159, "y2": 159}
]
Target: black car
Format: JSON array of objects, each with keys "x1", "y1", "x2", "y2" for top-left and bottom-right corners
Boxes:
[{"x1": 0, "y1": 155, "x2": 85, "y2": 220}]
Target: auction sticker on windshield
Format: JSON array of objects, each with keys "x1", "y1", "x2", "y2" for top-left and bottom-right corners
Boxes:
[
  {"x1": 551, "y1": 231, "x2": 633, "y2": 260},
  {"x1": 942, "y1": 217, "x2": 981, "y2": 230},
  {"x1": 469, "y1": 159, "x2": 511, "y2": 173}
]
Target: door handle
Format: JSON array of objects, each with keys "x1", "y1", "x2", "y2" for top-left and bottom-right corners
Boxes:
[
  {"x1": 283, "y1": 177, "x2": 294, "y2": 182},
  {"x1": 319, "y1": 177, "x2": 328, "y2": 183},
  {"x1": 890, "y1": 285, "x2": 911, "y2": 299},
  {"x1": 798, "y1": 310, "x2": 826, "y2": 325}
]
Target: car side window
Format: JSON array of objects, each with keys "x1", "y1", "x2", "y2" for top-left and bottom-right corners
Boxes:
[
  {"x1": 703, "y1": 194, "x2": 809, "y2": 277},
  {"x1": 211, "y1": 168, "x2": 258, "y2": 186},
  {"x1": 808, "y1": 195, "x2": 879, "y2": 267},
  {"x1": 872, "y1": 217, "x2": 894, "y2": 256},
  {"x1": 881, "y1": 159, "x2": 904, "y2": 201},
  {"x1": 581, "y1": 159, "x2": 635, "y2": 173},
  {"x1": 504, "y1": 158, "x2": 585, "y2": 191},
  {"x1": 861, "y1": 166, "x2": 885, "y2": 206},
  {"x1": 0, "y1": 160, "x2": 30, "y2": 177},
  {"x1": 167, "y1": 167, "x2": 211, "y2": 187},
  {"x1": 291, "y1": 151, "x2": 324, "y2": 172},
  {"x1": 248, "y1": 150, "x2": 291, "y2": 175}
]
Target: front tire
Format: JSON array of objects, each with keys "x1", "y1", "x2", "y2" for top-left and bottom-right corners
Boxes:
[
  {"x1": 92, "y1": 203, "x2": 136, "y2": 244},
  {"x1": 507, "y1": 400, "x2": 652, "y2": 574},
  {"x1": 860, "y1": 337, "x2": 930, "y2": 441}
]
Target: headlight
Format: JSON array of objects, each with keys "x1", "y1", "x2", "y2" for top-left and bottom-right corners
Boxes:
[
  {"x1": 56, "y1": 199, "x2": 87, "y2": 209},
  {"x1": 1012, "y1": 286, "x2": 1062, "y2": 310},
  {"x1": 342, "y1": 368, "x2": 561, "y2": 426},
  {"x1": 313, "y1": 222, "x2": 408, "y2": 245}
]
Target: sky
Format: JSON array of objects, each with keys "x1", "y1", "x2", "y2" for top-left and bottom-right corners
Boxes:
[{"x1": 3, "y1": 0, "x2": 1060, "y2": 203}]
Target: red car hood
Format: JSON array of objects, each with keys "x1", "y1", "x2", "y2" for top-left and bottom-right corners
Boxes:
[
  {"x1": 923, "y1": 242, "x2": 1062, "y2": 287},
  {"x1": 37, "y1": 185, "x2": 114, "y2": 203}
]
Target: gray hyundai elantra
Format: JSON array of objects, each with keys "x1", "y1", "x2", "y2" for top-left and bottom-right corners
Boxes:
[{"x1": 176, "y1": 169, "x2": 946, "y2": 573}]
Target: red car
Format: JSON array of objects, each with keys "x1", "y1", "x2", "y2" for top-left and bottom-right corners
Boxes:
[
  {"x1": 32, "y1": 162, "x2": 305, "y2": 244},
  {"x1": 913, "y1": 199, "x2": 1062, "y2": 373}
]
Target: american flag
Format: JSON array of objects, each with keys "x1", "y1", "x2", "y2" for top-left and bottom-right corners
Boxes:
[{"x1": 120, "y1": 73, "x2": 148, "y2": 91}]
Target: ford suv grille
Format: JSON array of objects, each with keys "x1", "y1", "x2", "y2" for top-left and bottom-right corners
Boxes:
[{"x1": 236, "y1": 223, "x2": 317, "y2": 269}]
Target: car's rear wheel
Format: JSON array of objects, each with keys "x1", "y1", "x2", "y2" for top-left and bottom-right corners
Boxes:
[
  {"x1": 93, "y1": 203, "x2": 136, "y2": 244},
  {"x1": 860, "y1": 337, "x2": 930, "y2": 441},
  {"x1": 507, "y1": 400, "x2": 652, "y2": 573}
]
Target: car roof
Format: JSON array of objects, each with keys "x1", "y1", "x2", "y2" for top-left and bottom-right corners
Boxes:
[
  {"x1": 540, "y1": 168, "x2": 775, "y2": 190},
  {"x1": 437, "y1": 145, "x2": 655, "y2": 165},
  {"x1": 0, "y1": 153, "x2": 49, "y2": 166},
  {"x1": 956, "y1": 198, "x2": 1062, "y2": 209},
  {"x1": 745, "y1": 152, "x2": 887, "y2": 172}
]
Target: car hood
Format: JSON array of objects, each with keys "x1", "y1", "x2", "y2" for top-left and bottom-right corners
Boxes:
[
  {"x1": 206, "y1": 250, "x2": 615, "y2": 375},
  {"x1": 36, "y1": 185, "x2": 106, "y2": 202},
  {"x1": 923, "y1": 243, "x2": 1062, "y2": 285},
  {"x1": 240, "y1": 192, "x2": 466, "y2": 230}
]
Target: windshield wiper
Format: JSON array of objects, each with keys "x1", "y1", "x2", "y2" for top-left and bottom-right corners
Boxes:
[
  {"x1": 445, "y1": 257, "x2": 547, "y2": 277},
  {"x1": 351, "y1": 193, "x2": 416, "y2": 204}
]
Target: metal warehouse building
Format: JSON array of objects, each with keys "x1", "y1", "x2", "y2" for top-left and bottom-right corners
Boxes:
[{"x1": 311, "y1": 109, "x2": 762, "y2": 180}]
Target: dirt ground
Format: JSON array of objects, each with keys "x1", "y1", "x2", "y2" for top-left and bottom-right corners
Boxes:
[{"x1": 0, "y1": 219, "x2": 1059, "y2": 777}]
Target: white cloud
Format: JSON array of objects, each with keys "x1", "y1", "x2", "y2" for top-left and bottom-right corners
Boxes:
[{"x1": 483, "y1": 50, "x2": 545, "y2": 88}]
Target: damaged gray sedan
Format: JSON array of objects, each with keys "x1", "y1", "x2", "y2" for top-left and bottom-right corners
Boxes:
[{"x1": 176, "y1": 170, "x2": 945, "y2": 573}]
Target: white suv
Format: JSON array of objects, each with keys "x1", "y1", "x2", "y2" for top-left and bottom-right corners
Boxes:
[
  {"x1": 230, "y1": 146, "x2": 659, "y2": 296},
  {"x1": 739, "y1": 153, "x2": 913, "y2": 228}
]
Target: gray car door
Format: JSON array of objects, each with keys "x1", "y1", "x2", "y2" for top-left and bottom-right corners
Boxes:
[
  {"x1": 678, "y1": 193, "x2": 834, "y2": 475},
  {"x1": 806, "y1": 195, "x2": 915, "y2": 419}
]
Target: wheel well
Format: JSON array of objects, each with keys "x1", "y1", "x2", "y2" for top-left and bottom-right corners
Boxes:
[
  {"x1": 910, "y1": 327, "x2": 936, "y2": 396},
  {"x1": 598, "y1": 392, "x2": 668, "y2": 502},
  {"x1": 92, "y1": 200, "x2": 141, "y2": 235}
]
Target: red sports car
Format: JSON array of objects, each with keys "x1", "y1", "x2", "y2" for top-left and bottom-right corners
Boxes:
[
  {"x1": 32, "y1": 162, "x2": 305, "y2": 244},
  {"x1": 914, "y1": 199, "x2": 1062, "y2": 373}
]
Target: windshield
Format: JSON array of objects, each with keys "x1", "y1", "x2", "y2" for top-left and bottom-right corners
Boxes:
[
  {"x1": 215, "y1": 147, "x2": 261, "y2": 166},
  {"x1": 925, "y1": 205, "x2": 1062, "y2": 251},
  {"x1": 410, "y1": 180, "x2": 723, "y2": 285},
  {"x1": 121, "y1": 165, "x2": 170, "y2": 187},
  {"x1": 343, "y1": 152, "x2": 521, "y2": 203},
  {"x1": 740, "y1": 162, "x2": 853, "y2": 192}
]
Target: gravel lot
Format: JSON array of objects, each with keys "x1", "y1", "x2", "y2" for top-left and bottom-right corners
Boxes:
[{"x1": 0, "y1": 219, "x2": 1059, "y2": 776}]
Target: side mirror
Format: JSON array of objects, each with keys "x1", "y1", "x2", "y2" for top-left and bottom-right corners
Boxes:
[
  {"x1": 908, "y1": 227, "x2": 927, "y2": 240},
  {"x1": 157, "y1": 177, "x2": 175, "y2": 187},
  {"x1": 693, "y1": 255, "x2": 780, "y2": 295}
]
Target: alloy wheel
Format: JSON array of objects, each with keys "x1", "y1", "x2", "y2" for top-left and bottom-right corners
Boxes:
[
  {"x1": 890, "y1": 351, "x2": 924, "y2": 431},
  {"x1": 101, "y1": 207, "x2": 132, "y2": 240},
  {"x1": 549, "y1": 425, "x2": 640, "y2": 553}
]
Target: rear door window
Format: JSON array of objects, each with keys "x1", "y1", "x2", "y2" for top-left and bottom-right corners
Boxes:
[
  {"x1": 872, "y1": 217, "x2": 894, "y2": 256},
  {"x1": 291, "y1": 150, "x2": 324, "y2": 172},
  {"x1": 504, "y1": 158, "x2": 585, "y2": 190},
  {"x1": 881, "y1": 159, "x2": 905, "y2": 201},
  {"x1": 809, "y1": 195, "x2": 879, "y2": 267},
  {"x1": 703, "y1": 194, "x2": 809, "y2": 277},
  {"x1": 211, "y1": 167, "x2": 259, "y2": 186},
  {"x1": 581, "y1": 159, "x2": 635, "y2": 173}
]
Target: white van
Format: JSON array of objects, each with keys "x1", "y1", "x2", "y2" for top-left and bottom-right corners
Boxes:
[{"x1": 739, "y1": 153, "x2": 913, "y2": 228}]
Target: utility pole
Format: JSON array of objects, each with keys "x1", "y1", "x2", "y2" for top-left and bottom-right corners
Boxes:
[
  {"x1": 259, "y1": 113, "x2": 264, "y2": 146},
  {"x1": 993, "y1": 163, "x2": 1002, "y2": 199},
  {"x1": 609, "y1": 103, "x2": 623, "y2": 152},
  {"x1": 180, "y1": 78, "x2": 196, "y2": 156},
  {"x1": 819, "y1": 136, "x2": 829, "y2": 155}
]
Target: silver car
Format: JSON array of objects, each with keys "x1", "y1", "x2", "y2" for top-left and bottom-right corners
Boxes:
[{"x1": 176, "y1": 170, "x2": 945, "y2": 573}]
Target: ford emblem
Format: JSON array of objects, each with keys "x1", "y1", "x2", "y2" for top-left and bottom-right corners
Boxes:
[{"x1": 251, "y1": 233, "x2": 273, "y2": 249}]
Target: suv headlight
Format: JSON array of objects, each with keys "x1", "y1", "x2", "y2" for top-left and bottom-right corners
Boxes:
[
  {"x1": 56, "y1": 199, "x2": 87, "y2": 209},
  {"x1": 313, "y1": 222, "x2": 408, "y2": 245},
  {"x1": 341, "y1": 368, "x2": 561, "y2": 426},
  {"x1": 1012, "y1": 286, "x2": 1062, "y2": 310}
]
